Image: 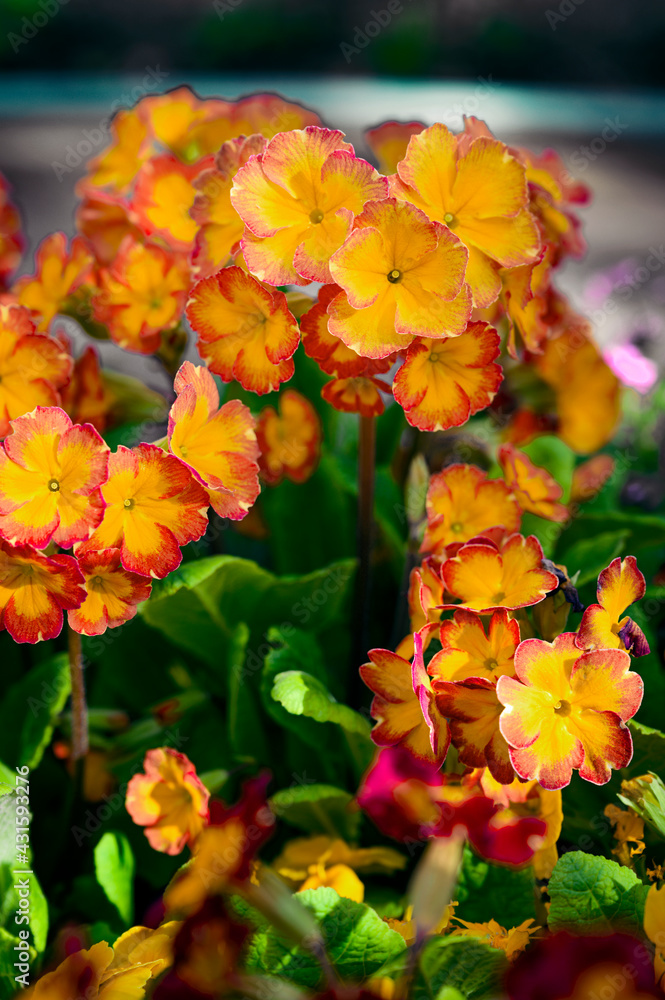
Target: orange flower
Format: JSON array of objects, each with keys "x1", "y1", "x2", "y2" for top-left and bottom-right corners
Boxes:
[
  {"x1": 68, "y1": 548, "x2": 152, "y2": 636},
  {"x1": 75, "y1": 189, "x2": 145, "y2": 266},
  {"x1": 0, "y1": 303, "x2": 72, "y2": 436},
  {"x1": 95, "y1": 239, "x2": 189, "y2": 354},
  {"x1": 22, "y1": 939, "x2": 159, "y2": 1000},
  {"x1": 15, "y1": 232, "x2": 94, "y2": 332},
  {"x1": 441, "y1": 533, "x2": 558, "y2": 613},
  {"x1": 191, "y1": 134, "x2": 267, "y2": 278},
  {"x1": 300, "y1": 283, "x2": 395, "y2": 378},
  {"x1": 126, "y1": 748, "x2": 210, "y2": 855},
  {"x1": 231, "y1": 126, "x2": 388, "y2": 285},
  {"x1": 421, "y1": 464, "x2": 521, "y2": 555},
  {"x1": 80, "y1": 444, "x2": 209, "y2": 579},
  {"x1": 328, "y1": 198, "x2": 471, "y2": 358},
  {"x1": 168, "y1": 361, "x2": 260, "y2": 520},
  {"x1": 187, "y1": 266, "x2": 300, "y2": 395},
  {"x1": 570, "y1": 454, "x2": 615, "y2": 505},
  {"x1": 392, "y1": 122, "x2": 541, "y2": 307},
  {"x1": 133, "y1": 154, "x2": 208, "y2": 251},
  {"x1": 577, "y1": 555, "x2": 650, "y2": 657},
  {"x1": 451, "y1": 918, "x2": 540, "y2": 960},
  {"x1": 360, "y1": 631, "x2": 450, "y2": 766},
  {"x1": 256, "y1": 389, "x2": 321, "y2": 485},
  {"x1": 0, "y1": 541, "x2": 85, "y2": 643},
  {"x1": 299, "y1": 863, "x2": 365, "y2": 902},
  {"x1": 498, "y1": 443, "x2": 568, "y2": 522},
  {"x1": 0, "y1": 173, "x2": 24, "y2": 289},
  {"x1": 393, "y1": 321, "x2": 502, "y2": 431},
  {"x1": 322, "y1": 375, "x2": 391, "y2": 417},
  {"x1": 364, "y1": 120, "x2": 425, "y2": 174},
  {"x1": 430, "y1": 608, "x2": 520, "y2": 683},
  {"x1": 497, "y1": 632, "x2": 643, "y2": 789},
  {"x1": 83, "y1": 108, "x2": 150, "y2": 192},
  {"x1": 0, "y1": 406, "x2": 108, "y2": 549},
  {"x1": 497, "y1": 252, "x2": 553, "y2": 359},
  {"x1": 60, "y1": 345, "x2": 114, "y2": 432}
]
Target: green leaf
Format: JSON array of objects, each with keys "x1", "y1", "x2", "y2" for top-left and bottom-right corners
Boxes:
[
  {"x1": 547, "y1": 851, "x2": 649, "y2": 935},
  {"x1": 556, "y1": 529, "x2": 631, "y2": 586},
  {"x1": 454, "y1": 845, "x2": 535, "y2": 928},
  {"x1": 244, "y1": 886, "x2": 406, "y2": 988},
  {"x1": 140, "y1": 555, "x2": 355, "y2": 669},
  {"x1": 269, "y1": 783, "x2": 359, "y2": 840},
  {"x1": 555, "y1": 511, "x2": 665, "y2": 556},
  {"x1": 411, "y1": 934, "x2": 508, "y2": 1000},
  {"x1": 0, "y1": 654, "x2": 70, "y2": 770},
  {"x1": 94, "y1": 832, "x2": 135, "y2": 926}
]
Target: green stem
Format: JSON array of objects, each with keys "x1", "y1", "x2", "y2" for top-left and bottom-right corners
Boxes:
[
  {"x1": 350, "y1": 415, "x2": 376, "y2": 700},
  {"x1": 67, "y1": 626, "x2": 89, "y2": 764}
]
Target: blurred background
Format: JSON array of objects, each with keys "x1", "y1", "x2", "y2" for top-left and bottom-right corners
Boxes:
[{"x1": 0, "y1": 0, "x2": 664, "y2": 373}]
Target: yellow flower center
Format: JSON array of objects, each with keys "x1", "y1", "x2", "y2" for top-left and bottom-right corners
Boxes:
[
  {"x1": 124, "y1": 498, "x2": 135, "y2": 510},
  {"x1": 450, "y1": 521, "x2": 464, "y2": 533},
  {"x1": 387, "y1": 269, "x2": 402, "y2": 283},
  {"x1": 485, "y1": 657, "x2": 498, "y2": 671},
  {"x1": 309, "y1": 208, "x2": 324, "y2": 224},
  {"x1": 428, "y1": 352, "x2": 440, "y2": 363},
  {"x1": 554, "y1": 699, "x2": 572, "y2": 717},
  {"x1": 492, "y1": 591, "x2": 506, "y2": 604},
  {"x1": 443, "y1": 212, "x2": 457, "y2": 228},
  {"x1": 48, "y1": 479, "x2": 60, "y2": 492}
]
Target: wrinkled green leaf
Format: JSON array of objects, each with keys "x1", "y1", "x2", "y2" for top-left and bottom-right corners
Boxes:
[
  {"x1": 548, "y1": 851, "x2": 648, "y2": 935},
  {"x1": 411, "y1": 934, "x2": 508, "y2": 1000},
  {"x1": 269, "y1": 783, "x2": 360, "y2": 840},
  {"x1": 455, "y1": 845, "x2": 536, "y2": 928}
]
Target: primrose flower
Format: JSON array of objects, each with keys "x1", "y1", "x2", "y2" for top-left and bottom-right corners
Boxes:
[
  {"x1": 16, "y1": 232, "x2": 95, "y2": 332},
  {"x1": 360, "y1": 631, "x2": 451, "y2": 766},
  {"x1": 300, "y1": 283, "x2": 395, "y2": 378},
  {"x1": 0, "y1": 406, "x2": 109, "y2": 549},
  {"x1": 231, "y1": 126, "x2": 388, "y2": 285},
  {"x1": 80, "y1": 443, "x2": 209, "y2": 579},
  {"x1": 497, "y1": 632, "x2": 643, "y2": 789},
  {"x1": 0, "y1": 303, "x2": 72, "y2": 437},
  {"x1": 75, "y1": 189, "x2": 144, "y2": 266},
  {"x1": 451, "y1": 918, "x2": 540, "y2": 961},
  {"x1": 422, "y1": 463, "x2": 521, "y2": 555},
  {"x1": 187, "y1": 267, "x2": 300, "y2": 395},
  {"x1": 191, "y1": 133, "x2": 267, "y2": 277},
  {"x1": 322, "y1": 375, "x2": 391, "y2": 417},
  {"x1": 23, "y1": 940, "x2": 157, "y2": 1000},
  {"x1": 498, "y1": 443, "x2": 569, "y2": 522},
  {"x1": 68, "y1": 548, "x2": 152, "y2": 636},
  {"x1": 430, "y1": 608, "x2": 520, "y2": 683},
  {"x1": 95, "y1": 239, "x2": 190, "y2": 354},
  {"x1": 168, "y1": 361, "x2": 260, "y2": 520},
  {"x1": 328, "y1": 198, "x2": 472, "y2": 359},
  {"x1": 392, "y1": 122, "x2": 541, "y2": 307},
  {"x1": 256, "y1": 389, "x2": 321, "y2": 485},
  {"x1": 272, "y1": 834, "x2": 405, "y2": 887},
  {"x1": 498, "y1": 254, "x2": 553, "y2": 359},
  {"x1": 126, "y1": 748, "x2": 210, "y2": 855},
  {"x1": 0, "y1": 174, "x2": 24, "y2": 288},
  {"x1": 0, "y1": 541, "x2": 85, "y2": 643},
  {"x1": 392, "y1": 320, "x2": 503, "y2": 431},
  {"x1": 83, "y1": 108, "x2": 150, "y2": 192},
  {"x1": 441, "y1": 533, "x2": 558, "y2": 613},
  {"x1": 133, "y1": 154, "x2": 207, "y2": 251},
  {"x1": 364, "y1": 120, "x2": 425, "y2": 174},
  {"x1": 577, "y1": 555, "x2": 650, "y2": 656},
  {"x1": 60, "y1": 345, "x2": 113, "y2": 433}
]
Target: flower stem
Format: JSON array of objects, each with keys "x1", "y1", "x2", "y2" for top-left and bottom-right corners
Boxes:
[
  {"x1": 351, "y1": 414, "x2": 376, "y2": 696},
  {"x1": 67, "y1": 626, "x2": 89, "y2": 763}
]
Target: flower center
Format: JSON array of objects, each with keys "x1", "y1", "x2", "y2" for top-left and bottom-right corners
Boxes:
[
  {"x1": 492, "y1": 591, "x2": 506, "y2": 604},
  {"x1": 428, "y1": 352, "x2": 440, "y2": 363},
  {"x1": 443, "y1": 212, "x2": 457, "y2": 228},
  {"x1": 387, "y1": 269, "x2": 402, "y2": 283},
  {"x1": 309, "y1": 208, "x2": 324, "y2": 224},
  {"x1": 450, "y1": 521, "x2": 463, "y2": 533},
  {"x1": 48, "y1": 479, "x2": 60, "y2": 492},
  {"x1": 485, "y1": 657, "x2": 498, "y2": 671},
  {"x1": 90, "y1": 575, "x2": 105, "y2": 590},
  {"x1": 124, "y1": 498, "x2": 135, "y2": 510},
  {"x1": 554, "y1": 699, "x2": 572, "y2": 717}
]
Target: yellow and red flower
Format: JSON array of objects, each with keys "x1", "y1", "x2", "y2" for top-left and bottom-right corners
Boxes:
[
  {"x1": 75, "y1": 189, "x2": 145, "y2": 266},
  {"x1": 80, "y1": 443, "x2": 209, "y2": 579},
  {"x1": 322, "y1": 375, "x2": 391, "y2": 417},
  {"x1": 15, "y1": 232, "x2": 95, "y2": 332},
  {"x1": 126, "y1": 747, "x2": 210, "y2": 855},
  {"x1": 0, "y1": 540, "x2": 85, "y2": 643},
  {"x1": 497, "y1": 632, "x2": 643, "y2": 789},
  {"x1": 191, "y1": 134, "x2": 267, "y2": 277},
  {"x1": 256, "y1": 389, "x2": 321, "y2": 486},
  {"x1": 231, "y1": 126, "x2": 388, "y2": 285},
  {"x1": 0, "y1": 406, "x2": 108, "y2": 549},
  {"x1": 83, "y1": 108, "x2": 150, "y2": 193},
  {"x1": 60, "y1": 345, "x2": 114, "y2": 433},
  {"x1": 392, "y1": 122, "x2": 541, "y2": 307},
  {"x1": 422, "y1": 463, "x2": 521, "y2": 555},
  {"x1": 392, "y1": 320, "x2": 503, "y2": 431},
  {"x1": 68, "y1": 548, "x2": 152, "y2": 636},
  {"x1": 0, "y1": 173, "x2": 24, "y2": 289},
  {"x1": 187, "y1": 266, "x2": 300, "y2": 395},
  {"x1": 431, "y1": 607, "x2": 521, "y2": 683},
  {"x1": 95, "y1": 238, "x2": 190, "y2": 354},
  {"x1": 0, "y1": 303, "x2": 72, "y2": 437},
  {"x1": 133, "y1": 154, "x2": 209, "y2": 251},
  {"x1": 168, "y1": 361, "x2": 260, "y2": 520},
  {"x1": 360, "y1": 631, "x2": 450, "y2": 766},
  {"x1": 328, "y1": 198, "x2": 471, "y2": 359},
  {"x1": 364, "y1": 120, "x2": 425, "y2": 174},
  {"x1": 300, "y1": 283, "x2": 395, "y2": 378},
  {"x1": 577, "y1": 555, "x2": 650, "y2": 657},
  {"x1": 441, "y1": 533, "x2": 558, "y2": 613},
  {"x1": 498, "y1": 443, "x2": 569, "y2": 522}
]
